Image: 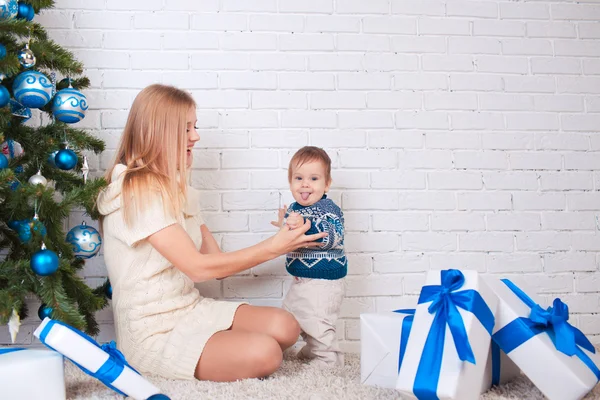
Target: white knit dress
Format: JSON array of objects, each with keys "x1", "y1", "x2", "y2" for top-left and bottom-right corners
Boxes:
[{"x1": 97, "y1": 164, "x2": 245, "y2": 380}]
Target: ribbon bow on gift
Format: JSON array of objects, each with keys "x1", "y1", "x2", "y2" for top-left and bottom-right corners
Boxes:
[
  {"x1": 411, "y1": 269, "x2": 495, "y2": 400},
  {"x1": 493, "y1": 279, "x2": 600, "y2": 381},
  {"x1": 39, "y1": 319, "x2": 140, "y2": 397}
]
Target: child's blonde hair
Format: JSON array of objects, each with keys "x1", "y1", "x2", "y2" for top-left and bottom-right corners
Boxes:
[
  {"x1": 288, "y1": 146, "x2": 332, "y2": 183},
  {"x1": 104, "y1": 84, "x2": 196, "y2": 225}
]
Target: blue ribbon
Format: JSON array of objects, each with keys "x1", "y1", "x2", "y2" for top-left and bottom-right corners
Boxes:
[
  {"x1": 493, "y1": 279, "x2": 600, "y2": 381},
  {"x1": 38, "y1": 319, "x2": 140, "y2": 397},
  {"x1": 491, "y1": 341, "x2": 501, "y2": 386},
  {"x1": 411, "y1": 269, "x2": 495, "y2": 400},
  {"x1": 393, "y1": 309, "x2": 415, "y2": 373},
  {"x1": 0, "y1": 347, "x2": 24, "y2": 355}
]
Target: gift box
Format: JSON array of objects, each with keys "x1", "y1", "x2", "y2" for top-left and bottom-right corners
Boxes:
[
  {"x1": 396, "y1": 269, "x2": 498, "y2": 400},
  {"x1": 0, "y1": 347, "x2": 66, "y2": 400},
  {"x1": 34, "y1": 318, "x2": 168, "y2": 400},
  {"x1": 360, "y1": 309, "x2": 414, "y2": 388},
  {"x1": 487, "y1": 278, "x2": 600, "y2": 400}
]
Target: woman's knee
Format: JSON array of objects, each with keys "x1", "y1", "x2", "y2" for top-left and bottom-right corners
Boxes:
[
  {"x1": 248, "y1": 335, "x2": 283, "y2": 377},
  {"x1": 270, "y1": 309, "x2": 301, "y2": 348}
]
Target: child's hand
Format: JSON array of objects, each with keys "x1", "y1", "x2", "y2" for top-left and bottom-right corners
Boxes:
[
  {"x1": 286, "y1": 212, "x2": 304, "y2": 230},
  {"x1": 270, "y1": 205, "x2": 287, "y2": 228}
]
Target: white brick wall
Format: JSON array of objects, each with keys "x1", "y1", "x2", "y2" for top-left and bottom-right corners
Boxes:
[{"x1": 7, "y1": 0, "x2": 600, "y2": 350}]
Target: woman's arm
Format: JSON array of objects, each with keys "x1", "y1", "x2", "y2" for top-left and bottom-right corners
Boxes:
[
  {"x1": 200, "y1": 224, "x2": 221, "y2": 254},
  {"x1": 148, "y1": 219, "x2": 325, "y2": 282}
]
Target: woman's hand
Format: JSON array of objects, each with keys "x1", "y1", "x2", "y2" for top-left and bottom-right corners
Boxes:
[
  {"x1": 266, "y1": 218, "x2": 326, "y2": 257},
  {"x1": 270, "y1": 205, "x2": 287, "y2": 228}
]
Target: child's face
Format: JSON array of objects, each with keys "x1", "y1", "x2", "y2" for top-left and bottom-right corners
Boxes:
[{"x1": 289, "y1": 160, "x2": 331, "y2": 206}]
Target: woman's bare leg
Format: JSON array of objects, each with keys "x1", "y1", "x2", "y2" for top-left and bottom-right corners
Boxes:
[
  {"x1": 195, "y1": 330, "x2": 282, "y2": 381},
  {"x1": 231, "y1": 305, "x2": 301, "y2": 350}
]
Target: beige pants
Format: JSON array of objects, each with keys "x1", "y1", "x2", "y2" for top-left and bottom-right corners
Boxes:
[{"x1": 282, "y1": 277, "x2": 345, "y2": 367}]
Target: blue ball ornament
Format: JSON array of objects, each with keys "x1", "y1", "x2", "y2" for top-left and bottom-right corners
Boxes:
[
  {"x1": 147, "y1": 395, "x2": 171, "y2": 400},
  {"x1": 0, "y1": 0, "x2": 18, "y2": 20},
  {"x1": 17, "y1": 224, "x2": 31, "y2": 242},
  {"x1": 52, "y1": 87, "x2": 88, "y2": 124},
  {"x1": 66, "y1": 223, "x2": 102, "y2": 259},
  {"x1": 38, "y1": 304, "x2": 53, "y2": 320},
  {"x1": 30, "y1": 248, "x2": 59, "y2": 276},
  {"x1": 54, "y1": 148, "x2": 77, "y2": 170},
  {"x1": 105, "y1": 281, "x2": 112, "y2": 300},
  {"x1": 7, "y1": 219, "x2": 21, "y2": 230},
  {"x1": 17, "y1": 218, "x2": 47, "y2": 243},
  {"x1": 47, "y1": 150, "x2": 59, "y2": 167},
  {"x1": 0, "y1": 153, "x2": 8, "y2": 169},
  {"x1": 12, "y1": 70, "x2": 53, "y2": 109},
  {"x1": 17, "y1": 2, "x2": 33, "y2": 21},
  {"x1": 0, "y1": 43, "x2": 6, "y2": 59},
  {"x1": 0, "y1": 85, "x2": 10, "y2": 108}
]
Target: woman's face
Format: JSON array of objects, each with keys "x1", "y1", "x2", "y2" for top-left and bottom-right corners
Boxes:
[{"x1": 186, "y1": 108, "x2": 200, "y2": 168}]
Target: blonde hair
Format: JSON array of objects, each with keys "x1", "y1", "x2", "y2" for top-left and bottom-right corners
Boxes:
[
  {"x1": 288, "y1": 146, "x2": 332, "y2": 183},
  {"x1": 104, "y1": 84, "x2": 196, "y2": 225}
]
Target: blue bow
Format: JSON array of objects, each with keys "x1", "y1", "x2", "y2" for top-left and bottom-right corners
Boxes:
[
  {"x1": 492, "y1": 279, "x2": 600, "y2": 381},
  {"x1": 39, "y1": 319, "x2": 140, "y2": 397},
  {"x1": 411, "y1": 269, "x2": 495, "y2": 400},
  {"x1": 393, "y1": 309, "x2": 415, "y2": 373}
]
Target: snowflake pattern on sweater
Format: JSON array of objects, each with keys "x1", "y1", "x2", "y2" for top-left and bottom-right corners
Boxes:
[{"x1": 285, "y1": 195, "x2": 347, "y2": 280}]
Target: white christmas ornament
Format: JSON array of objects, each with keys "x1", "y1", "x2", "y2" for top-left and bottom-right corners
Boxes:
[{"x1": 8, "y1": 308, "x2": 20, "y2": 343}]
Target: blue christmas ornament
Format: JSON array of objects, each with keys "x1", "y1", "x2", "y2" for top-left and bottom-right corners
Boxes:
[
  {"x1": 47, "y1": 150, "x2": 59, "y2": 167},
  {"x1": 0, "y1": 0, "x2": 18, "y2": 20},
  {"x1": 7, "y1": 219, "x2": 21, "y2": 230},
  {"x1": 17, "y1": 2, "x2": 33, "y2": 21},
  {"x1": 30, "y1": 246, "x2": 59, "y2": 276},
  {"x1": 105, "y1": 281, "x2": 112, "y2": 300},
  {"x1": 0, "y1": 43, "x2": 6, "y2": 59},
  {"x1": 54, "y1": 148, "x2": 77, "y2": 170},
  {"x1": 52, "y1": 87, "x2": 88, "y2": 123},
  {"x1": 0, "y1": 153, "x2": 8, "y2": 169},
  {"x1": 66, "y1": 222, "x2": 102, "y2": 259},
  {"x1": 38, "y1": 304, "x2": 53, "y2": 320},
  {"x1": 12, "y1": 70, "x2": 53, "y2": 108},
  {"x1": 18, "y1": 224, "x2": 31, "y2": 242},
  {"x1": 17, "y1": 218, "x2": 46, "y2": 243},
  {"x1": 0, "y1": 85, "x2": 9, "y2": 108},
  {"x1": 9, "y1": 98, "x2": 32, "y2": 121}
]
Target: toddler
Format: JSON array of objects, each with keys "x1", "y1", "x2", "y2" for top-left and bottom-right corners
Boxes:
[{"x1": 271, "y1": 146, "x2": 346, "y2": 367}]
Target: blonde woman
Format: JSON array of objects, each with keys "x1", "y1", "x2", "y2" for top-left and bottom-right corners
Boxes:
[{"x1": 96, "y1": 84, "x2": 326, "y2": 382}]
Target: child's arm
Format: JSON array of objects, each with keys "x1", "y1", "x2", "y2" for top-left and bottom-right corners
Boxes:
[{"x1": 270, "y1": 205, "x2": 288, "y2": 228}]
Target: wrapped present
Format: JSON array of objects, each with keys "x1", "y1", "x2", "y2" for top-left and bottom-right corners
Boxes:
[
  {"x1": 396, "y1": 269, "x2": 498, "y2": 400},
  {"x1": 0, "y1": 347, "x2": 65, "y2": 400},
  {"x1": 34, "y1": 318, "x2": 169, "y2": 400},
  {"x1": 487, "y1": 278, "x2": 600, "y2": 400},
  {"x1": 360, "y1": 309, "x2": 414, "y2": 388}
]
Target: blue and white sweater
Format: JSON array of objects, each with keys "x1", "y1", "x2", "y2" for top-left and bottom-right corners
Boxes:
[{"x1": 285, "y1": 195, "x2": 347, "y2": 280}]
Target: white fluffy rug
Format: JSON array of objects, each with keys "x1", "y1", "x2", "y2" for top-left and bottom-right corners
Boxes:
[{"x1": 64, "y1": 352, "x2": 600, "y2": 400}]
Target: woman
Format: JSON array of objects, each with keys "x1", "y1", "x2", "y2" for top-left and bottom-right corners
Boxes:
[{"x1": 96, "y1": 84, "x2": 326, "y2": 382}]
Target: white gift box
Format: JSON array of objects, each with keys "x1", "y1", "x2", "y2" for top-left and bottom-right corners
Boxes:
[
  {"x1": 396, "y1": 269, "x2": 498, "y2": 400},
  {"x1": 486, "y1": 278, "x2": 600, "y2": 400},
  {"x1": 360, "y1": 310, "x2": 414, "y2": 389},
  {"x1": 34, "y1": 318, "x2": 164, "y2": 400},
  {"x1": 0, "y1": 348, "x2": 65, "y2": 400}
]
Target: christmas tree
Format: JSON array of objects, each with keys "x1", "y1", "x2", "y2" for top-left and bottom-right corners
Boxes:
[{"x1": 0, "y1": 0, "x2": 109, "y2": 342}]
